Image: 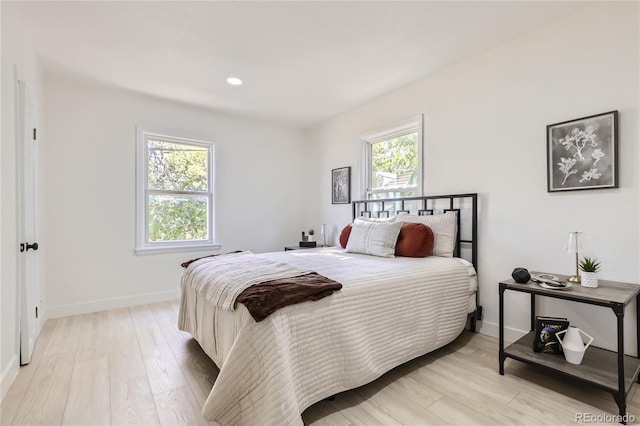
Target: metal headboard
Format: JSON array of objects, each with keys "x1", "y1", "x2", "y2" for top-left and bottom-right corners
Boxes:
[{"x1": 352, "y1": 193, "x2": 478, "y2": 271}]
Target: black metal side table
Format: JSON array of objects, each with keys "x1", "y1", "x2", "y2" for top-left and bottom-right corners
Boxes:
[{"x1": 499, "y1": 274, "x2": 640, "y2": 424}]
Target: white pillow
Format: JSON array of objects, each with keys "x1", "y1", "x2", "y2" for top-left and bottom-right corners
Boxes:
[
  {"x1": 345, "y1": 220, "x2": 403, "y2": 258},
  {"x1": 396, "y1": 211, "x2": 457, "y2": 257},
  {"x1": 354, "y1": 215, "x2": 395, "y2": 223}
]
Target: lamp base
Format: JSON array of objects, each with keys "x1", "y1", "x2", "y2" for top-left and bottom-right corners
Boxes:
[{"x1": 568, "y1": 275, "x2": 581, "y2": 283}]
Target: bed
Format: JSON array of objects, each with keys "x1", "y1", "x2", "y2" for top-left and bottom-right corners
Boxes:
[{"x1": 178, "y1": 193, "x2": 480, "y2": 425}]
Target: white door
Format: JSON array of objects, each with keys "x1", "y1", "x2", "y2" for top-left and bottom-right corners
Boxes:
[{"x1": 17, "y1": 80, "x2": 39, "y2": 365}]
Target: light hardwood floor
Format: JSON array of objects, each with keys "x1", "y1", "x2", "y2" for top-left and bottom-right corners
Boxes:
[{"x1": 2, "y1": 301, "x2": 639, "y2": 425}]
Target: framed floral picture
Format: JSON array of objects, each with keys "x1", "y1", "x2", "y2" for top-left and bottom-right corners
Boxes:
[
  {"x1": 547, "y1": 111, "x2": 618, "y2": 192},
  {"x1": 331, "y1": 166, "x2": 350, "y2": 204}
]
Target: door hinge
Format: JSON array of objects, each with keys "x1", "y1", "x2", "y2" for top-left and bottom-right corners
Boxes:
[
  {"x1": 35, "y1": 306, "x2": 38, "y2": 319},
  {"x1": 33, "y1": 128, "x2": 37, "y2": 140}
]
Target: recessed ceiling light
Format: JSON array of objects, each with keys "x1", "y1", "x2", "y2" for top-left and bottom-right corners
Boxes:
[{"x1": 226, "y1": 77, "x2": 243, "y2": 86}]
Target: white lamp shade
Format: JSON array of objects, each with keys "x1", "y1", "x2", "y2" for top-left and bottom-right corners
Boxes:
[{"x1": 566, "y1": 231, "x2": 587, "y2": 253}]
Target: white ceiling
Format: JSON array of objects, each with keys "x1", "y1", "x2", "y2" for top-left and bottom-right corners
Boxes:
[{"x1": 6, "y1": 1, "x2": 592, "y2": 128}]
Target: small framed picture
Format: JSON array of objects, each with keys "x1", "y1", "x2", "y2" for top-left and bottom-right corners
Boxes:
[
  {"x1": 331, "y1": 167, "x2": 350, "y2": 204},
  {"x1": 547, "y1": 110, "x2": 618, "y2": 192},
  {"x1": 533, "y1": 316, "x2": 569, "y2": 354}
]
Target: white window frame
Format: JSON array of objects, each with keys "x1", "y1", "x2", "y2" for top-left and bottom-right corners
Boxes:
[
  {"x1": 360, "y1": 114, "x2": 424, "y2": 199},
  {"x1": 135, "y1": 126, "x2": 219, "y2": 255}
]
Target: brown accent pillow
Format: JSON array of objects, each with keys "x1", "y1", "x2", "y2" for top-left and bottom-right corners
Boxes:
[
  {"x1": 395, "y1": 222, "x2": 434, "y2": 258},
  {"x1": 339, "y1": 224, "x2": 353, "y2": 248}
]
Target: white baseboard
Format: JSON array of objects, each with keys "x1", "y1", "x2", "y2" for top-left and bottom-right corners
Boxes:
[
  {"x1": 43, "y1": 289, "x2": 181, "y2": 319},
  {"x1": 1, "y1": 354, "x2": 19, "y2": 402},
  {"x1": 478, "y1": 320, "x2": 528, "y2": 344}
]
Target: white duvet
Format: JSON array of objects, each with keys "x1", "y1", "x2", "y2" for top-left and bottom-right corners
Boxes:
[{"x1": 178, "y1": 248, "x2": 475, "y2": 426}]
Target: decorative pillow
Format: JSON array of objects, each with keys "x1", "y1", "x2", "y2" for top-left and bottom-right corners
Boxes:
[
  {"x1": 395, "y1": 222, "x2": 434, "y2": 258},
  {"x1": 340, "y1": 217, "x2": 393, "y2": 248},
  {"x1": 339, "y1": 224, "x2": 353, "y2": 249},
  {"x1": 396, "y1": 211, "x2": 457, "y2": 257},
  {"x1": 345, "y1": 220, "x2": 403, "y2": 258},
  {"x1": 353, "y1": 215, "x2": 395, "y2": 223},
  {"x1": 339, "y1": 217, "x2": 394, "y2": 249}
]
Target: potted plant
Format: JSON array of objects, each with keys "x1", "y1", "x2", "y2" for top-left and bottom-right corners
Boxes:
[
  {"x1": 307, "y1": 229, "x2": 315, "y2": 242},
  {"x1": 579, "y1": 256, "x2": 601, "y2": 288}
]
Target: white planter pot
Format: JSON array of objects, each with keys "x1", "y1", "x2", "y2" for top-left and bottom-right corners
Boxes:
[
  {"x1": 580, "y1": 271, "x2": 598, "y2": 288},
  {"x1": 307, "y1": 235, "x2": 315, "y2": 242}
]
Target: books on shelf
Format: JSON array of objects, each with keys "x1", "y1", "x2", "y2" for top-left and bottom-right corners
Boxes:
[{"x1": 533, "y1": 316, "x2": 569, "y2": 354}]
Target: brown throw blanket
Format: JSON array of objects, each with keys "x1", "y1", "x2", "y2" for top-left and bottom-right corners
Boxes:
[{"x1": 236, "y1": 273, "x2": 342, "y2": 322}]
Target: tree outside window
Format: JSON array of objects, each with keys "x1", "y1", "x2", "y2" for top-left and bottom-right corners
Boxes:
[
  {"x1": 363, "y1": 115, "x2": 423, "y2": 200},
  {"x1": 147, "y1": 140, "x2": 209, "y2": 242}
]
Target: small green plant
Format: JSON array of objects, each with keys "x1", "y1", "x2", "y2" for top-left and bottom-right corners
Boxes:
[
  {"x1": 579, "y1": 256, "x2": 601, "y2": 273},
  {"x1": 308, "y1": 229, "x2": 315, "y2": 236}
]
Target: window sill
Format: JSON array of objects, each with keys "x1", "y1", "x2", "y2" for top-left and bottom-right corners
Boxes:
[{"x1": 134, "y1": 243, "x2": 222, "y2": 256}]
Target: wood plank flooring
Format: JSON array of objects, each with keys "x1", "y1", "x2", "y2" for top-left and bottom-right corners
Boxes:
[{"x1": 2, "y1": 300, "x2": 639, "y2": 425}]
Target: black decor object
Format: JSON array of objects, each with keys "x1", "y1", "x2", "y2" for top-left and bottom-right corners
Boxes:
[{"x1": 512, "y1": 268, "x2": 531, "y2": 284}]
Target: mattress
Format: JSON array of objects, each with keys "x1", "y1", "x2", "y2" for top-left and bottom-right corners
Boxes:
[{"x1": 179, "y1": 247, "x2": 477, "y2": 425}]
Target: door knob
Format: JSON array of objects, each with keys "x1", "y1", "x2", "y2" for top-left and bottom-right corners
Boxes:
[{"x1": 25, "y1": 242, "x2": 39, "y2": 251}]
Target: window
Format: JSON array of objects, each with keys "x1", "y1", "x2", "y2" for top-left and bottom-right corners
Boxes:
[
  {"x1": 136, "y1": 127, "x2": 218, "y2": 254},
  {"x1": 362, "y1": 115, "x2": 423, "y2": 200}
]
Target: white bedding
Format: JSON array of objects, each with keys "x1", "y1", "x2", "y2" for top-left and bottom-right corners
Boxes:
[{"x1": 179, "y1": 247, "x2": 476, "y2": 425}]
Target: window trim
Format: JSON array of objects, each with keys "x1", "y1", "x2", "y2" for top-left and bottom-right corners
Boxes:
[
  {"x1": 360, "y1": 114, "x2": 424, "y2": 199},
  {"x1": 135, "y1": 126, "x2": 219, "y2": 255}
]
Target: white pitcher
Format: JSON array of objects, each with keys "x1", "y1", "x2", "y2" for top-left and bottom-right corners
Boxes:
[{"x1": 556, "y1": 327, "x2": 594, "y2": 365}]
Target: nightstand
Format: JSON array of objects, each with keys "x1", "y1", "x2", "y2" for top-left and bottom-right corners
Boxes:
[
  {"x1": 499, "y1": 273, "x2": 640, "y2": 423},
  {"x1": 284, "y1": 245, "x2": 316, "y2": 251}
]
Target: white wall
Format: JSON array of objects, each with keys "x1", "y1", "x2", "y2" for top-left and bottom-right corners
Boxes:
[
  {"x1": 1, "y1": 7, "x2": 45, "y2": 398},
  {"x1": 305, "y1": 3, "x2": 639, "y2": 352},
  {"x1": 41, "y1": 72, "x2": 308, "y2": 318}
]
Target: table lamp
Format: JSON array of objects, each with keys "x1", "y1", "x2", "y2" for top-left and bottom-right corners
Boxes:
[
  {"x1": 320, "y1": 224, "x2": 327, "y2": 247},
  {"x1": 566, "y1": 231, "x2": 583, "y2": 283}
]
